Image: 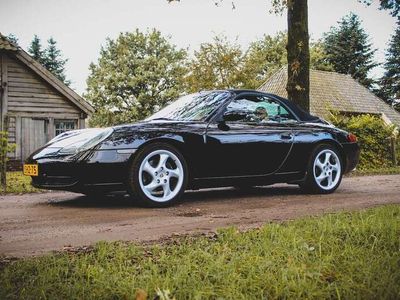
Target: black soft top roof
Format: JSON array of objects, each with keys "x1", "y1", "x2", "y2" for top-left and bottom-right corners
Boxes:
[{"x1": 230, "y1": 89, "x2": 320, "y2": 122}]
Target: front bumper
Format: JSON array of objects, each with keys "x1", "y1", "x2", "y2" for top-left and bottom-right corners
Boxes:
[{"x1": 26, "y1": 149, "x2": 136, "y2": 192}]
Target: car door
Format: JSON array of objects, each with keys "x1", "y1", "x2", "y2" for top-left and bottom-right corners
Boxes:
[{"x1": 203, "y1": 93, "x2": 296, "y2": 178}]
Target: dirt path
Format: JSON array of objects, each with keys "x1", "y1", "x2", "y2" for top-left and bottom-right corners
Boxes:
[{"x1": 1, "y1": 174, "x2": 399, "y2": 257}]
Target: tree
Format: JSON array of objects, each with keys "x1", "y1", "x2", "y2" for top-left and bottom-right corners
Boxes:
[
  {"x1": 44, "y1": 37, "x2": 70, "y2": 85},
  {"x1": 378, "y1": 23, "x2": 400, "y2": 101},
  {"x1": 168, "y1": 0, "x2": 311, "y2": 111},
  {"x1": 309, "y1": 41, "x2": 334, "y2": 72},
  {"x1": 241, "y1": 32, "x2": 331, "y2": 89},
  {"x1": 85, "y1": 29, "x2": 187, "y2": 127},
  {"x1": 28, "y1": 35, "x2": 45, "y2": 65},
  {"x1": 184, "y1": 35, "x2": 245, "y2": 92},
  {"x1": 241, "y1": 32, "x2": 287, "y2": 89},
  {"x1": 286, "y1": 0, "x2": 310, "y2": 112},
  {"x1": 28, "y1": 36, "x2": 70, "y2": 85},
  {"x1": 361, "y1": 0, "x2": 400, "y2": 19},
  {"x1": 6, "y1": 34, "x2": 18, "y2": 45},
  {"x1": 322, "y1": 13, "x2": 378, "y2": 88}
]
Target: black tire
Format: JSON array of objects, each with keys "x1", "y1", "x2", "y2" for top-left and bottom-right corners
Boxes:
[
  {"x1": 127, "y1": 142, "x2": 188, "y2": 207},
  {"x1": 300, "y1": 144, "x2": 343, "y2": 194}
]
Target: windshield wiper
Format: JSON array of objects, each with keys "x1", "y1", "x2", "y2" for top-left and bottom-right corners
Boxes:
[{"x1": 149, "y1": 117, "x2": 174, "y2": 121}]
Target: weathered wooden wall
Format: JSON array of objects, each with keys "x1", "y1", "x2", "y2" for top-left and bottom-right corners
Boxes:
[{"x1": 0, "y1": 52, "x2": 86, "y2": 164}]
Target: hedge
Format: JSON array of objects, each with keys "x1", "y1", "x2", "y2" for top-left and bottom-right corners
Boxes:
[{"x1": 329, "y1": 113, "x2": 398, "y2": 170}]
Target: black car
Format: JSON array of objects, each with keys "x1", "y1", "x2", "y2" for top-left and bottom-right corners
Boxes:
[{"x1": 24, "y1": 90, "x2": 360, "y2": 206}]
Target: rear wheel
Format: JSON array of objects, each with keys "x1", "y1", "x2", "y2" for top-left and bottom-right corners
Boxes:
[
  {"x1": 128, "y1": 143, "x2": 188, "y2": 207},
  {"x1": 300, "y1": 144, "x2": 343, "y2": 194}
]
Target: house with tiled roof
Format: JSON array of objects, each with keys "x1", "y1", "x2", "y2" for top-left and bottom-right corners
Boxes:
[
  {"x1": 0, "y1": 34, "x2": 94, "y2": 166},
  {"x1": 258, "y1": 67, "x2": 400, "y2": 127}
]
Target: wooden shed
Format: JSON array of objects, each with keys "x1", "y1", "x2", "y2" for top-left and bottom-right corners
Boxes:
[{"x1": 0, "y1": 34, "x2": 94, "y2": 167}]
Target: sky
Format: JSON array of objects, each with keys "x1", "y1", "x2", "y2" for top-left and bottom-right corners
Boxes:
[{"x1": 0, "y1": 0, "x2": 397, "y2": 95}]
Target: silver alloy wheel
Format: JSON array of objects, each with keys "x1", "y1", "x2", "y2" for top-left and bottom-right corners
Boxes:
[
  {"x1": 138, "y1": 149, "x2": 184, "y2": 202},
  {"x1": 313, "y1": 149, "x2": 341, "y2": 191}
]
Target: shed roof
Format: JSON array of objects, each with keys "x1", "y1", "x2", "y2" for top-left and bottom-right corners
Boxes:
[
  {"x1": 258, "y1": 67, "x2": 400, "y2": 126},
  {"x1": 0, "y1": 33, "x2": 94, "y2": 115}
]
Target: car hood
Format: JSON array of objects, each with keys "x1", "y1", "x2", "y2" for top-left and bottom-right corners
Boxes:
[{"x1": 111, "y1": 119, "x2": 207, "y2": 133}]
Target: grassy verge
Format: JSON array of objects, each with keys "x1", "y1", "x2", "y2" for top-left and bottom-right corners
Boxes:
[
  {"x1": 1, "y1": 205, "x2": 400, "y2": 299},
  {"x1": 1, "y1": 172, "x2": 42, "y2": 194},
  {"x1": 347, "y1": 166, "x2": 400, "y2": 177}
]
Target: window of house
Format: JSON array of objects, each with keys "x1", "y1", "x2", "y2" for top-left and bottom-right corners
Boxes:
[{"x1": 55, "y1": 120, "x2": 76, "y2": 136}]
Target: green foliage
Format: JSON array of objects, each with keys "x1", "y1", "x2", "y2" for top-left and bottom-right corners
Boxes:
[
  {"x1": 241, "y1": 32, "x2": 287, "y2": 89},
  {"x1": 184, "y1": 35, "x2": 245, "y2": 92},
  {"x1": 309, "y1": 41, "x2": 334, "y2": 72},
  {"x1": 1, "y1": 205, "x2": 400, "y2": 299},
  {"x1": 85, "y1": 29, "x2": 187, "y2": 126},
  {"x1": 28, "y1": 35, "x2": 45, "y2": 65},
  {"x1": 44, "y1": 37, "x2": 70, "y2": 85},
  {"x1": 361, "y1": 0, "x2": 400, "y2": 18},
  {"x1": 6, "y1": 34, "x2": 18, "y2": 45},
  {"x1": 2, "y1": 172, "x2": 42, "y2": 194},
  {"x1": 323, "y1": 13, "x2": 378, "y2": 89},
  {"x1": 185, "y1": 32, "x2": 332, "y2": 91},
  {"x1": 0, "y1": 132, "x2": 16, "y2": 191},
  {"x1": 330, "y1": 113, "x2": 397, "y2": 169},
  {"x1": 377, "y1": 23, "x2": 400, "y2": 102},
  {"x1": 28, "y1": 35, "x2": 70, "y2": 85}
]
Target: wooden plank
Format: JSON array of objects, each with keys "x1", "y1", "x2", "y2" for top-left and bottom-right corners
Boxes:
[
  {"x1": 8, "y1": 86, "x2": 58, "y2": 94},
  {"x1": 8, "y1": 91, "x2": 64, "y2": 99},
  {"x1": 7, "y1": 60, "x2": 26, "y2": 68},
  {"x1": 7, "y1": 66, "x2": 27, "y2": 74},
  {"x1": 9, "y1": 92, "x2": 62, "y2": 99},
  {"x1": 1, "y1": 54, "x2": 8, "y2": 131},
  {"x1": 15, "y1": 117, "x2": 21, "y2": 161},
  {"x1": 8, "y1": 72, "x2": 38, "y2": 80},
  {"x1": 8, "y1": 112, "x2": 80, "y2": 119},
  {"x1": 7, "y1": 76, "x2": 42, "y2": 84},
  {"x1": 48, "y1": 117, "x2": 54, "y2": 140},
  {"x1": 8, "y1": 96, "x2": 72, "y2": 105},
  {"x1": 8, "y1": 80, "x2": 53, "y2": 88},
  {"x1": 9, "y1": 99, "x2": 73, "y2": 106},
  {"x1": 9, "y1": 102, "x2": 77, "y2": 109},
  {"x1": 8, "y1": 106, "x2": 80, "y2": 114}
]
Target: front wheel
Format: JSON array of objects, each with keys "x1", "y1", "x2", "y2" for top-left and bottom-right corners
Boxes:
[
  {"x1": 127, "y1": 143, "x2": 188, "y2": 207},
  {"x1": 300, "y1": 144, "x2": 343, "y2": 194}
]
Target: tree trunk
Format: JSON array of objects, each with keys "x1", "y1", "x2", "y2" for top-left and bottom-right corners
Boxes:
[{"x1": 286, "y1": 0, "x2": 310, "y2": 112}]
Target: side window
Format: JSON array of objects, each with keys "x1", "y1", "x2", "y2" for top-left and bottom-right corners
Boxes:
[{"x1": 223, "y1": 95, "x2": 297, "y2": 123}]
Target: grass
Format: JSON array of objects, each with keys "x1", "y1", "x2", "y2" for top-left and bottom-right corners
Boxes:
[
  {"x1": 1, "y1": 205, "x2": 400, "y2": 299},
  {"x1": 1, "y1": 172, "x2": 42, "y2": 194}
]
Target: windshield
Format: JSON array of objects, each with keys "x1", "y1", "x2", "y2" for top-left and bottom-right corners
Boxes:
[{"x1": 147, "y1": 91, "x2": 231, "y2": 121}]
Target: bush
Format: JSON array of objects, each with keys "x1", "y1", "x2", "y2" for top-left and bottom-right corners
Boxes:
[
  {"x1": 329, "y1": 113, "x2": 397, "y2": 170},
  {"x1": 0, "y1": 131, "x2": 15, "y2": 191}
]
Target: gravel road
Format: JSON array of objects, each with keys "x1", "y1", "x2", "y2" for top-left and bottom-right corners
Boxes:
[{"x1": 1, "y1": 174, "x2": 399, "y2": 257}]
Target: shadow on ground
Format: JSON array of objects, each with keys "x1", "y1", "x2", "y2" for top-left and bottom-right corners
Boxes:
[{"x1": 48, "y1": 184, "x2": 304, "y2": 209}]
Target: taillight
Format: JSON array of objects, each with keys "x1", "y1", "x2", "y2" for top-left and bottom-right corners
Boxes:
[{"x1": 347, "y1": 133, "x2": 357, "y2": 143}]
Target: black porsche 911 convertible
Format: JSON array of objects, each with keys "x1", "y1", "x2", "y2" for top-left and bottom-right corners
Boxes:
[{"x1": 24, "y1": 90, "x2": 360, "y2": 206}]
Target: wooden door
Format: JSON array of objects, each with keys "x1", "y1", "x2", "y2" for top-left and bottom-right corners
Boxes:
[{"x1": 21, "y1": 118, "x2": 48, "y2": 160}]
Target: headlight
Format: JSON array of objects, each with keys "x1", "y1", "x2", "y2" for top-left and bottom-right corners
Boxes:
[{"x1": 50, "y1": 128, "x2": 113, "y2": 155}]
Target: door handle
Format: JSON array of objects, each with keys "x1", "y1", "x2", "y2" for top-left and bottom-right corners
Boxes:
[{"x1": 281, "y1": 133, "x2": 293, "y2": 140}]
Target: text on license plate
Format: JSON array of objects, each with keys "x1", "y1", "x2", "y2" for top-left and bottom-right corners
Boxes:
[{"x1": 23, "y1": 164, "x2": 38, "y2": 176}]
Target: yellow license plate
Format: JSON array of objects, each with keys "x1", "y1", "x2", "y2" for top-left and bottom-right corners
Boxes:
[{"x1": 23, "y1": 164, "x2": 38, "y2": 176}]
